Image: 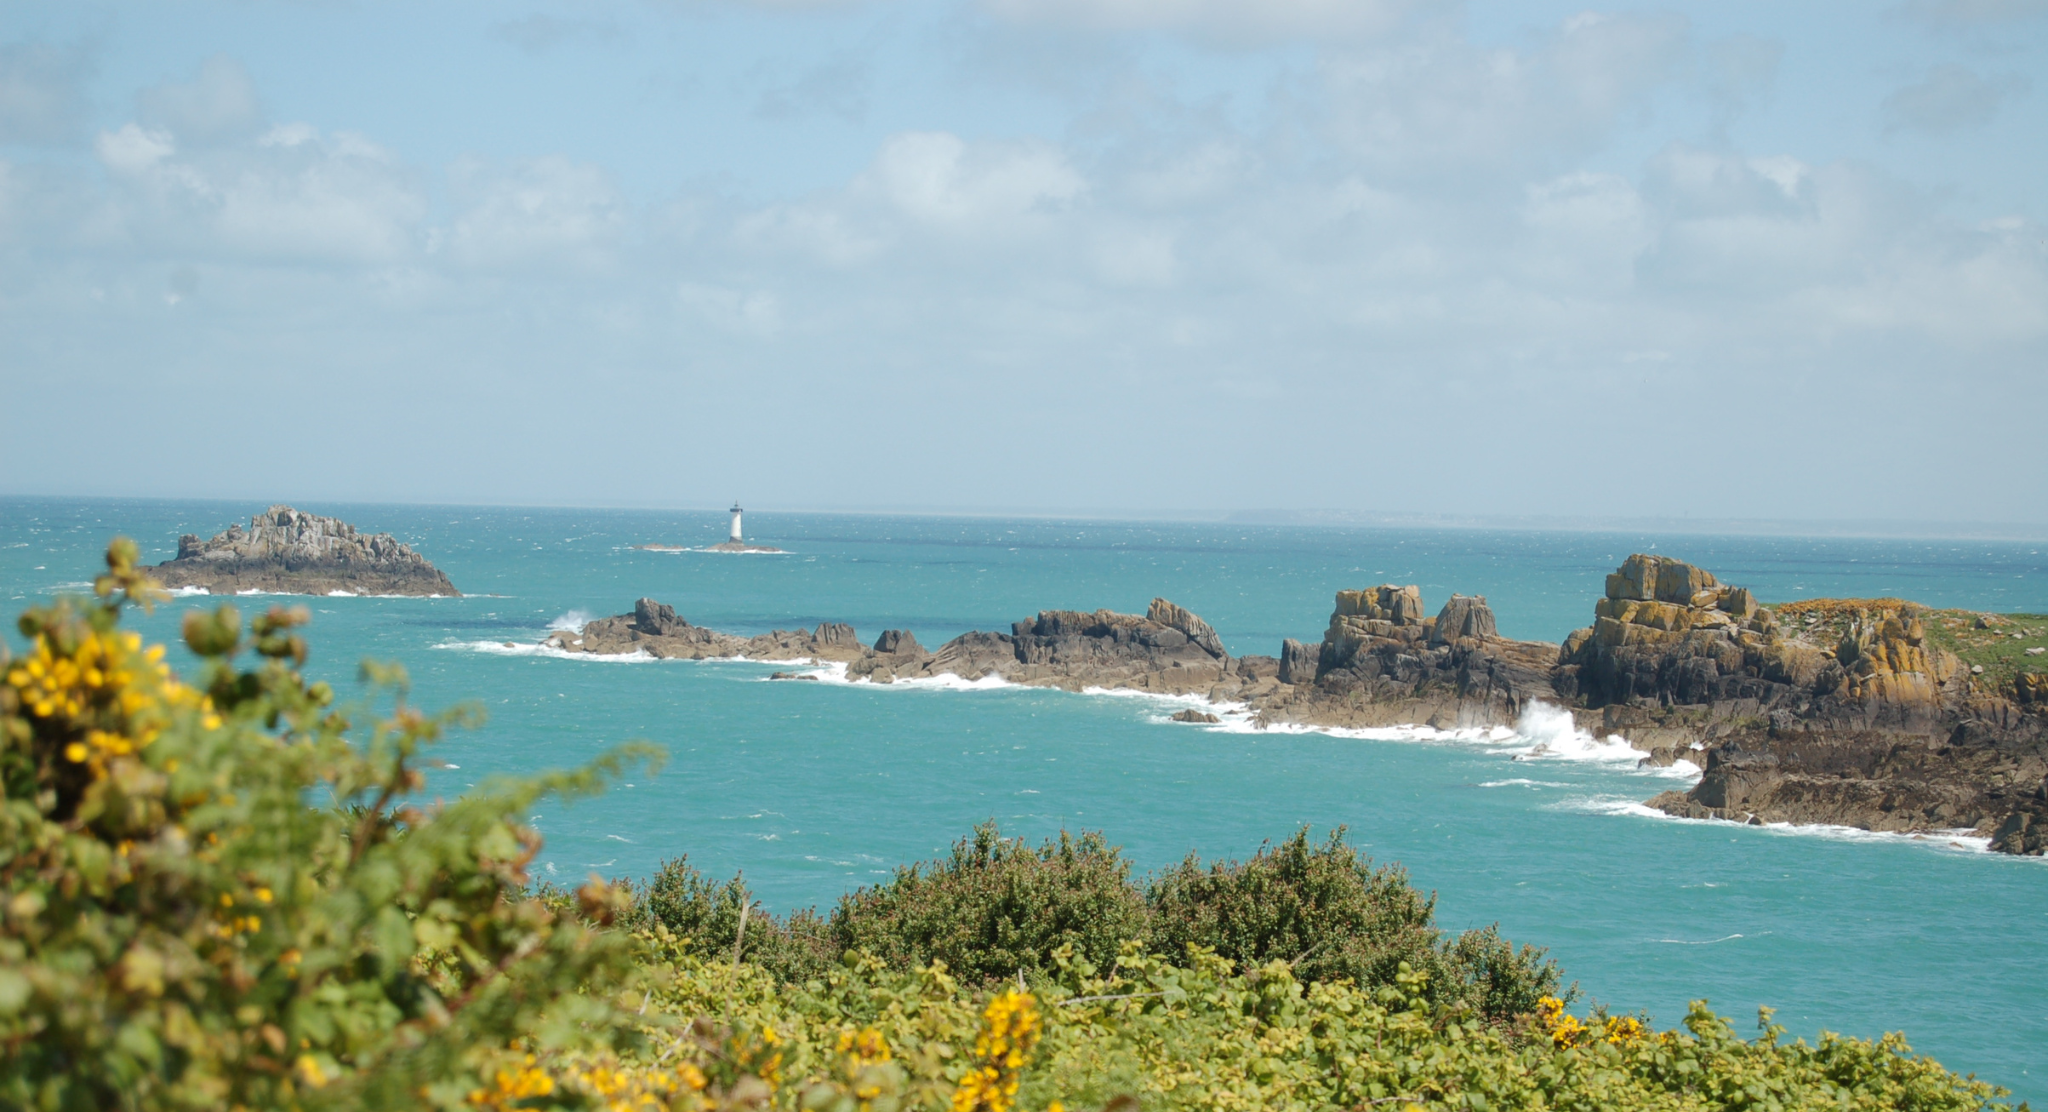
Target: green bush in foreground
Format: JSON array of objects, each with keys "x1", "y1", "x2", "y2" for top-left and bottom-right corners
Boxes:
[{"x1": 0, "y1": 542, "x2": 2021, "y2": 1111}]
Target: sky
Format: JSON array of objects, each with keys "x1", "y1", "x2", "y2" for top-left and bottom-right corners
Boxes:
[{"x1": 1, "y1": 0, "x2": 2044, "y2": 524}]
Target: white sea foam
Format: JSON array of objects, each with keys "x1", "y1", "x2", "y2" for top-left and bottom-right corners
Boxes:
[
  {"x1": 166, "y1": 586, "x2": 212, "y2": 597},
  {"x1": 327, "y1": 589, "x2": 357, "y2": 597},
  {"x1": 1567, "y1": 795, "x2": 2001, "y2": 854},
  {"x1": 1477, "y1": 778, "x2": 1572, "y2": 789},
  {"x1": 810, "y1": 666, "x2": 1024, "y2": 693},
  {"x1": 548, "y1": 608, "x2": 597, "y2": 633},
  {"x1": 1653, "y1": 933, "x2": 1750, "y2": 945},
  {"x1": 434, "y1": 639, "x2": 656, "y2": 663}
]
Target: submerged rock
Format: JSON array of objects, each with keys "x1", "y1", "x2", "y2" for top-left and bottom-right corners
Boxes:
[{"x1": 148, "y1": 506, "x2": 458, "y2": 597}]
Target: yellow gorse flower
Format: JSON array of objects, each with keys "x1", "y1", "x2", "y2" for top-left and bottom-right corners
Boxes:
[
  {"x1": 952, "y1": 990, "x2": 1042, "y2": 1112},
  {"x1": 6, "y1": 619, "x2": 215, "y2": 781},
  {"x1": 1537, "y1": 995, "x2": 1644, "y2": 1049}
]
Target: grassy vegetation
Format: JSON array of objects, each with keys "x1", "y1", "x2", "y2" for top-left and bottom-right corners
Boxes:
[
  {"x1": 0, "y1": 541, "x2": 2023, "y2": 1110},
  {"x1": 1769, "y1": 599, "x2": 2048, "y2": 698}
]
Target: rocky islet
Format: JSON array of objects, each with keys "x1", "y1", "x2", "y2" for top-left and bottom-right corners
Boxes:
[{"x1": 147, "y1": 505, "x2": 459, "y2": 597}]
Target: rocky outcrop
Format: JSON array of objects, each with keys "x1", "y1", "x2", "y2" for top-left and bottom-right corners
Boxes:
[
  {"x1": 521, "y1": 556, "x2": 2048, "y2": 856},
  {"x1": 871, "y1": 598, "x2": 1266, "y2": 698},
  {"x1": 1547, "y1": 554, "x2": 2047, "y2": 853},
  {"x1": 149, "y1": 506, "x2": 458, "y2": 597},
  {"x1": 1252, "y1": 587, "x2": 1561, "y2": 731},
  {"x1": 546, "y1": 599, "x2": 872, "y2": 663},
  {"x1": 548, "y1": 597, "x2": 1284, "y2": 703}
]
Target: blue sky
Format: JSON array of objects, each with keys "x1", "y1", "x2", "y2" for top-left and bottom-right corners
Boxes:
[{"x1": 2, "y1": 0, "x2": 2043, "y2": 523}]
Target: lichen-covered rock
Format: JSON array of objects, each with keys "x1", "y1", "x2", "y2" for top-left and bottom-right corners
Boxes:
[{"x1": 149, "y1": 505, "x2": 458, "y2": 597}]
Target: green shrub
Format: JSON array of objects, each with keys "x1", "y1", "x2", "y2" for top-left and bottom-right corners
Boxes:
[
  {"x1": 0, "y1": 542, "x2": 654, "y2": 1110},
  {"x1": 1145, "y1": 826, "x2": 1563, "y2": 1021},
  {"x1": 829, "y1": 822, "x2": 1149, "y2": 984},
  {"x1": 628, "y1": 856, "x2": 837, "y2": 985}
]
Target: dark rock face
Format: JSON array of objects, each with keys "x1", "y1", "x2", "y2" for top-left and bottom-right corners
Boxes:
[
  {"x1": 552, "y1": 604, "x2": 870, "y2": 663},
  {"x1": 1259, "y1": 587, "x2": 1560, "y2": 731},
  {"x1": 633, "y1": 598, "x2": 689, "y2": 636},
  {"x1": 1279, "y1": 639, "x2": 1320, "y2": 686},
  {"x1": 149, "y1": 505, "x2": 458, "y2": 597},
  {"x1": 873, "y1": 629, "x2": 923, "y2": 656},
  {"x1": 1170, "y1": 709, "x2": 1221, "y2": 724}
]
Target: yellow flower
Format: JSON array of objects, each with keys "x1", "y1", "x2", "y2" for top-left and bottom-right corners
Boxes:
[{"x1": 953, "y1": 991, "x2": 1041, "y2": 1112}]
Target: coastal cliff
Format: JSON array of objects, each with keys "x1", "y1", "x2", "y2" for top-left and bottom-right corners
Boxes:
[
  {"x1": 148, "y1": 506, "x2": 458, "y2": 597},
  {"x1": 537, "y1": 553, "x2": 2048, "y2": 855}
]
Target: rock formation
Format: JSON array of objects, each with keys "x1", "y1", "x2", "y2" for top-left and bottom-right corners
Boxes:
[
  {"x1": 148, "y1": 506, "x2": 458, "y2": 597},
  {"x1": 526, "y1": 553, "x2": 2048, "y2": 856},
  {"x1": 1251, "y1": 587, "x2": 1561, "y2": 731},
  {"x1": 1536, "y1": 555, "x2": 2046, "y2": 853},
  {"x1": 544, "y1": 599, "x2": 872, "y2": 663}
]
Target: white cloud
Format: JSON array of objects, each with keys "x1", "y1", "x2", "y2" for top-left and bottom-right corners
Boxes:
[
  {"x1": 1881, "y1": 64, "x2": 2029, "y2": 136},
  {"x1": 96, "y1": 124, "x2": 177, "y2": 176},
  {"x1": 0, "y1": 41, "x2": 91, "y2": 146},
  {"x1": 1090, "y1": 224, "x2": 1178, "y2": 285},
  {"x1": 677, "y1": 282, "x2": 781, "y2": 335},
  {"x1": 138, "y1": 56, "x2": 262, "y2": 143},
  {"x1": 1319, "y1": 12, "x2": 1689, "y2": 180},
  {"x1": 981, "y1": 0, "x2": 1443, "y2": 45},
  {"x1": 858, "y1": 131, "x2": 1085, "y2": 229},
  {"x1": 87, "y1": 123, "x2": 424, "y2": 263},
  {"x1": 446, "y1": 155, "x2": 625, "y2": 267}
]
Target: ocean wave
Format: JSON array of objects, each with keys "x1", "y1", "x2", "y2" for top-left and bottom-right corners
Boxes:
[
  {"x1": 548, "y1": 608, "x2": 597, "y2": 633},
  {"x1": 1194, "y1": 700, "x2": 1691, "y2": 779},
  {"x1": 806, "y1": 665, "x2": 1024, "y2": 693},
  {"x1": 1652, "y1": 933, "x2": 1753, "y2": 945},
  {"x1": 1477, "y1": 778, "x2": 1573, "y2": 788},
  {"x1": 434, "y1": 639, "x2": 656, "y2": 663},
  {"x1": 1566, "y1": 796, "x2": 1999, "y2": 854}
]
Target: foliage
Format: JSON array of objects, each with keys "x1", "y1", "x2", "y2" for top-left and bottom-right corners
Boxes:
[
  {"x1": 0, "y1": 541, "x2": 656, "y2": 1110},
  {"x1": 623, "y1": 856, "x2": 838, "y2": 985},
  {"x1": 0, "y1": 543, "x2": 2021, "y2": 1111},
  {"x1": 830, "y1": 823, "x2": 1149, "y2": 985},
  {"x1": 1144, "y1": 826, "x2": 1562, "y2": 1021},
  {"x1": 625, "y1": 934, "x2": 2012, "y2": 1112}
]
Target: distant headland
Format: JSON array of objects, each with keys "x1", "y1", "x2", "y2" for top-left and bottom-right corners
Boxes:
[
  {"x1": 147, "y1": 505, "x2": 459, "y2": 597},
  {"x1": 539, "y1": 553, "x2": 2048, "y2": 856}
]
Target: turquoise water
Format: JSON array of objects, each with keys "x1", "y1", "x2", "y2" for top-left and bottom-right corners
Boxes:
[{"x1": 6, "y1": 497, "x2": 2046, "y2": 1100}]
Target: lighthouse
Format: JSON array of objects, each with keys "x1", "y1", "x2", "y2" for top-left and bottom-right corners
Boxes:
[{"x1": 728, "y1": 502, "x2": 743, "y2": 544}]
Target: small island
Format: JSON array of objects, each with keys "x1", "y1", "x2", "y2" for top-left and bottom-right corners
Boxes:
[
  {"x1": 636, "y1": 502, "x2": 783, "y2": 553},
  {"x1": 148, "y1": 505, "x2": 459, "y2": 597}
]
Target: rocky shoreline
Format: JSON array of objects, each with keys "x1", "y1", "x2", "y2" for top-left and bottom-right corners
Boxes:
[
  {"x1": 149, "y1": 506, "x2": 459, "y2": 597},
  {"x1": 536, "y1": 553, "x2": 2048, "y2": 856}
]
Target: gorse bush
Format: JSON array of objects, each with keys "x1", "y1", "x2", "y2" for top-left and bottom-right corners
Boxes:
[
  {"x1": 0, "y1": 541, "x2": 2021, "y2": 1111},
  {"x1": 622, "y1": 856, "x2": 838, "y2": 985},
  {"x1": 1146, "y1": 827, "x2": 1563, "y2": 1022},
  {"x1": 830, "y1": 823, "x2": 1150, "y2": 984},
  {"x1": 0, "y1": 542, "x2": 656, "y2": 1110},
  {"x1": 656, "y1": 822, "x2": 1561, "y2": 1025}
]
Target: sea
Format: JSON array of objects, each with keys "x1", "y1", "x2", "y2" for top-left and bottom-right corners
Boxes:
[{"x1": 5, "y1": 497, "x2": 2045, "y2": 1100}]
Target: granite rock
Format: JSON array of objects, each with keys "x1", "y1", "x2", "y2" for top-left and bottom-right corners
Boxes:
[{"x1": 149, "y1": 505, "x2": 458, "y2": 597}]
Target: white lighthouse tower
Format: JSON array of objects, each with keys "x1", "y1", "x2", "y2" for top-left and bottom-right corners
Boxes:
[{"x1": 728, "y1": 502, "x2": 744, "y2": 544}]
